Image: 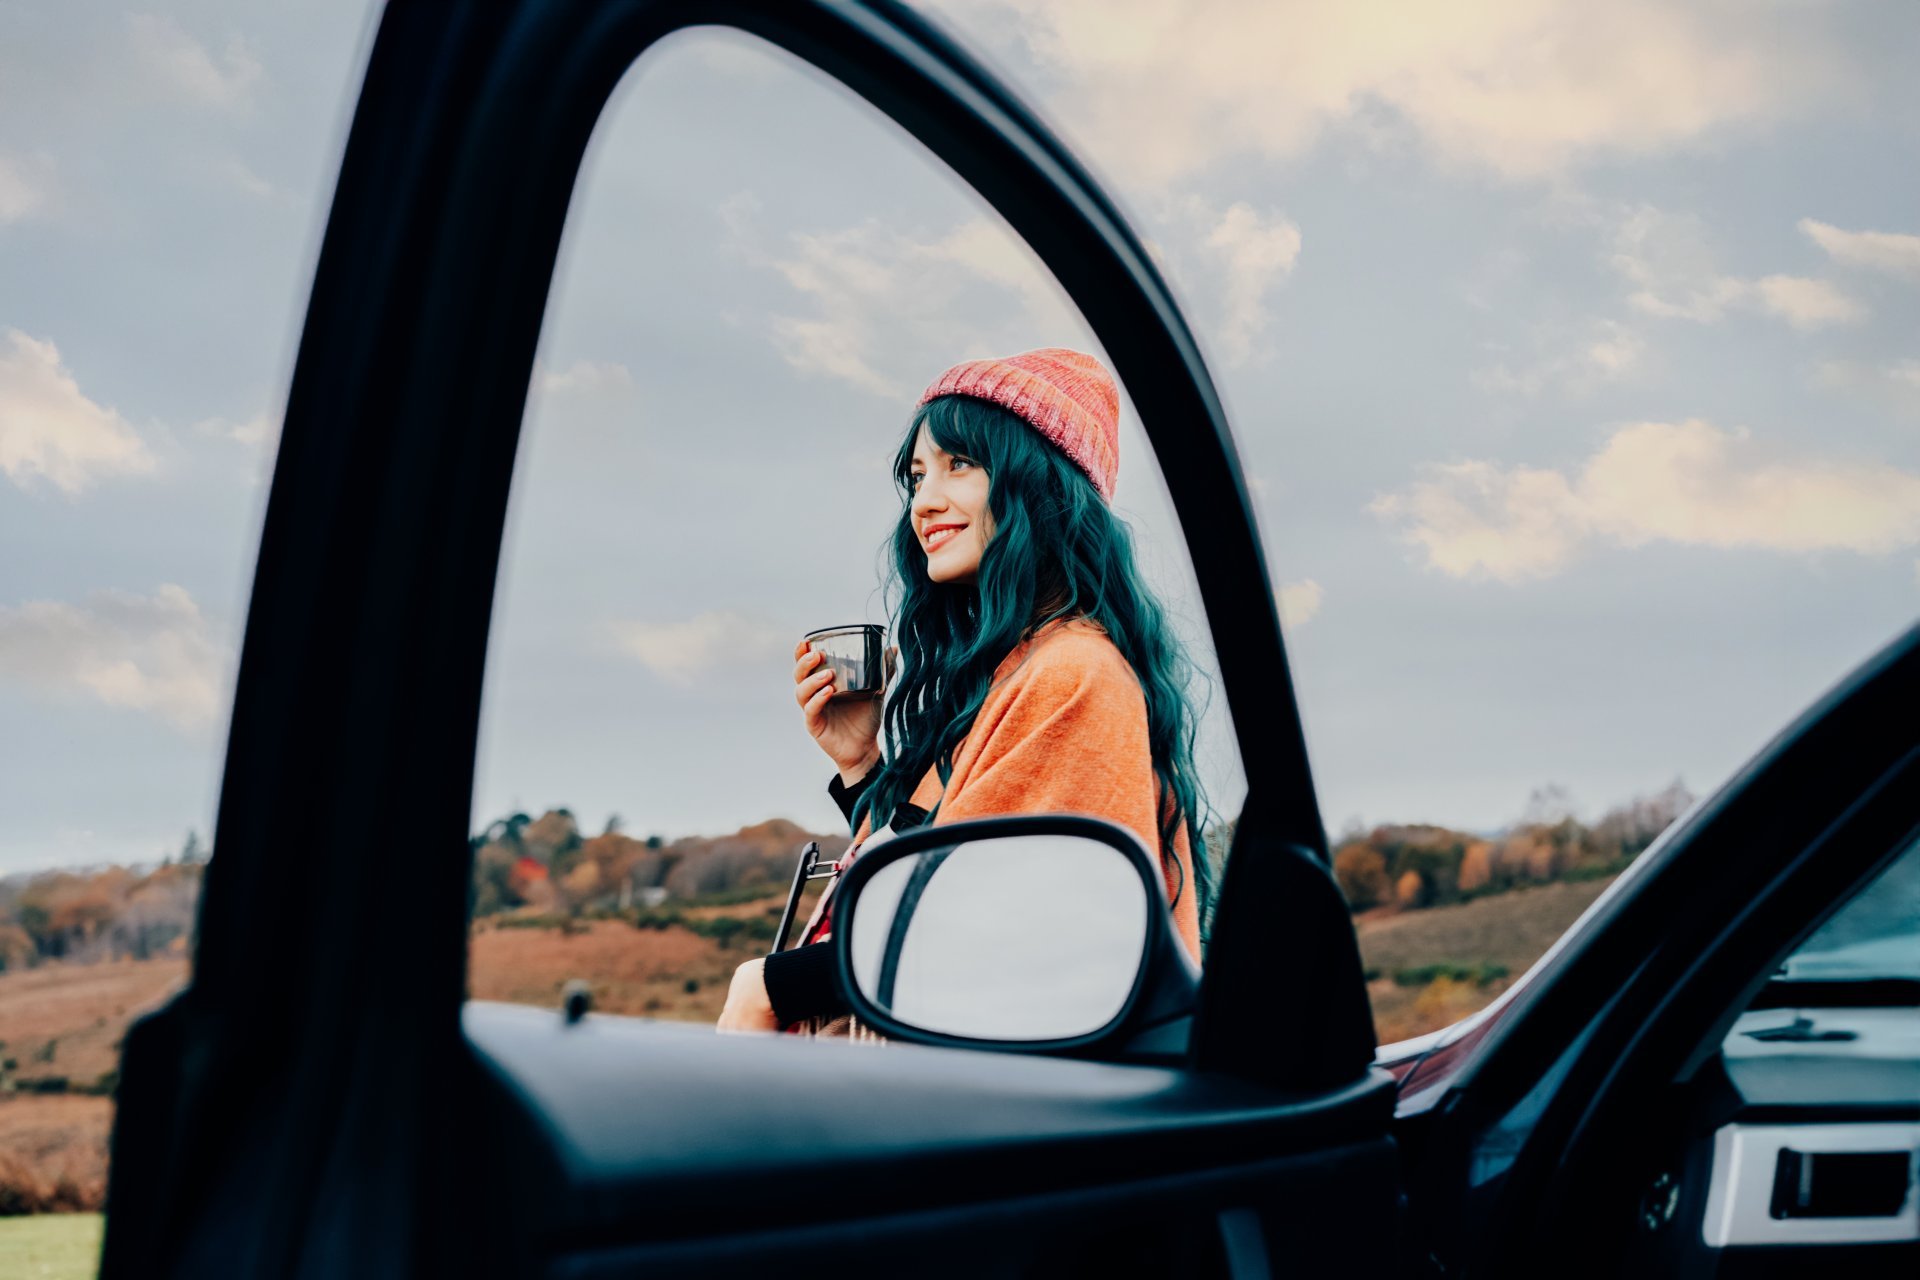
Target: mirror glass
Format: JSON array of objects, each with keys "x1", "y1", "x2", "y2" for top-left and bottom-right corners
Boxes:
[{"x1": 847, "y1": 835, "x2": 1150, "y2": 1041}]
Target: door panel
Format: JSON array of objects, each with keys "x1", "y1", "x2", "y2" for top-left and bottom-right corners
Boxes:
[{"x1": 467, "y1": 1003, "x2": 1399, "y2": 1274}]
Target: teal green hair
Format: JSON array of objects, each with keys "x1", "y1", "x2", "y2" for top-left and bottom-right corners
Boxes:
[{"x1": 853, "y1": 394, "x2": 1214, "y2": 924}]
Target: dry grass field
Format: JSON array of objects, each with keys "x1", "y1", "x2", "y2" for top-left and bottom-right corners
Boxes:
[
  {"x1": 0, "y1": 959, "x2": 184, "y2": 1216},
  {"x1": 0, "y1": 959, "x2": 188, "y2": 1092},
  {"x1": 1357, "y1": 875, "x2": 1618, "y2": 1043},
  {"x1": 0, "y1": 1096, "x2": 111, "y2": 1216},
  {"x1": 470, "y1": 918, "x2": 749, "y2": 1021}
]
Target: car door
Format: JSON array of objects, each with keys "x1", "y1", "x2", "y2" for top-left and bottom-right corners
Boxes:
[
  {"x1": 1383, "y1": 620, "x2": 1920, "y2": 1278},
  {"x1": 97, "y1": 3, "x2": 1391, "y2": 1277}
]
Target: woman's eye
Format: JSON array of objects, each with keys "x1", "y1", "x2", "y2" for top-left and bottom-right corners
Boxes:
[
  {"x1": 908, "y1": 472, "x2": 924, "y2": 489},
  {"x1": 950, "y1": 457, "x2": 974, "y2": 471}
]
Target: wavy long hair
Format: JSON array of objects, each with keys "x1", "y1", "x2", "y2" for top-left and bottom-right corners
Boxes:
[{"x1": 853, "y1": 393, "x2": 1213, "y2": 920}]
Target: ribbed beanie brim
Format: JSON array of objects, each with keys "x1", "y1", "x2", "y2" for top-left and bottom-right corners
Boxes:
[{"x1": 916, "y1": 347, "x2": 1119, "y2": 501}]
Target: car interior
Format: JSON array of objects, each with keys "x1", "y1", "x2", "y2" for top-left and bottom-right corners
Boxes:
[{"x1": 1606, "y1": 835, "x2": 1920, "y2": 1278}]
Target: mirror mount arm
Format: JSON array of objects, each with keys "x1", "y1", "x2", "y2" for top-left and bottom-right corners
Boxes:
[{"x1": 1192, "y1": 834, "x2": 1378, "y2": 1091}]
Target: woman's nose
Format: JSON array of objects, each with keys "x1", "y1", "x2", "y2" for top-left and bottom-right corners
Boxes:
[{"x1": 911, "y1": 476, "x2": 946, "y2": 517}]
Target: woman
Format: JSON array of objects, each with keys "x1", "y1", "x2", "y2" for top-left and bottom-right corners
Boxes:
[{"x1": 718, "y1": 347, "x2": 1210, "y2": 1034}]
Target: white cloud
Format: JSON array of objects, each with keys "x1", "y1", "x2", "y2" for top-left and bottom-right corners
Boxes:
[
  {"x1": 1610, "y1": 205, "x2": 1750, "y2": 322},
  {"x1": 1199, "y1": 201, "x2": 1302, "y2": 366},
  {"x1": 215, "y1": 156, "x2": 279, "y2": 201},
  {"x1": 729, "y1": 198, "x2": 1080, "y2": 399},
  {"x1": 0, "y1": 329, "x2": 156, "y2": 493},
  {"x1": 605, "y1": 611, "x2": 786, "y2": 684},
  {"x1": 1814, "y1": 359, "x2": 1920, "y2": 416},
  {"x1": 1611, "y1": 207, "x2": 1861, "y2": 328},
  {"x1": 0, "y1": 585, "x2": 228, "y2": 730},
  {"x1": 1753, "y1": 274, "x2": 1863, "y2": 329},
  {"x1": 1800, "y1": 218, "x2": 1920, "y2": 281},
  {"x1": 127, "y1": 13, "x2": 263, "y2": 110},
  {"x1": 0, "y1": 152, "x2": 51, "y2": 224},
  {"x1": 929, "y1": 0, "x2": 1834, "y2": 184},
  {"x1": 1373, "y1": 419, "x2": 1920, "y2": 582},
  {"x1": 192, "y1": 411, "x2": 280, "y2": 448},
  {"x1": 537, "y1": 359, "x2": 635, "y2": 396},
  {"x1": 767, "y1": 316, "x2": 901, "y2": 399},
  {"x1": 1371, "y1": 461, "x2": 1584, "y2": 582},
  {"x1": 1277, "y1": 579, "x2": 1324, "y2": 628},
  {"x1": 1473, "y1": 320, "x2": 1643, "y2": 396}
]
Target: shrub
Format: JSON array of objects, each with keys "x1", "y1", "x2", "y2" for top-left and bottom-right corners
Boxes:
[
  {"x1": 1390, "y1": 963, "x2": 1509, "y2": 989},
  {"x1": 1333, "y1": 845, "x2": 1390, "y2": 911},
  {"x1": 0, "y1": 1150, "x2": 104, "y2": 1215}
]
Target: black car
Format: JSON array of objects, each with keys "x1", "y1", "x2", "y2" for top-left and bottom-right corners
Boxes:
[{"x1": 97, "y1": 3, "x2": 1919, "y2": 1277}]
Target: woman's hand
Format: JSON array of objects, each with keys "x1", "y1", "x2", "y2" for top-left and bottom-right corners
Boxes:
[
  {"x1": 794, "y1": 639, "x2": 891, "y2": 783},
  {"x1": 717, "y1": 957, "x2": 779, "y2": 1033}
]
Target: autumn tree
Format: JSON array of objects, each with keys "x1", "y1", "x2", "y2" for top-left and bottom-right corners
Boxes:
[{"x1": 1333, "y1": 844, "x2": 1390, "y2": 910}]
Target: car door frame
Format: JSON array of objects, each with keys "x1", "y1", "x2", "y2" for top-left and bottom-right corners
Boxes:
[{"x1": 101, "y1": 2, "x2": 1379, "y2": 1276}]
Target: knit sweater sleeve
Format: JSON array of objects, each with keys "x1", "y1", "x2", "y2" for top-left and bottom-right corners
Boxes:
[{"x1": 938, "y1": 631, "x2": 1202, "y2": 961}]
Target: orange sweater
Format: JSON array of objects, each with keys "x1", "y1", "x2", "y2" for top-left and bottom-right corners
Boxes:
[{"x1": 852, "y1": 617, "x2": 1202, "y2": 962}]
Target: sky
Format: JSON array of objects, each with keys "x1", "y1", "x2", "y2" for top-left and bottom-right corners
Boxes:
[{"x1": 1, "y1": 2, "x2": 1917, "y2": 873}]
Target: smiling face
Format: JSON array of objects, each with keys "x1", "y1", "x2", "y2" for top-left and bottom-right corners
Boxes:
[{"x1": 908, "y1": 423, "x2": 992, "y2": 584}]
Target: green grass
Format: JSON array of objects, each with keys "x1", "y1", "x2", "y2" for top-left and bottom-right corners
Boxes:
[{"x1": 0, "y1": 1214, "x2": 101, "y2": 1280}]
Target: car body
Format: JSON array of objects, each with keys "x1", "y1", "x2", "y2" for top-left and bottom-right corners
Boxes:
[{"x1": 95, "y1": 3, "x2": 1918, "y2": 1277}]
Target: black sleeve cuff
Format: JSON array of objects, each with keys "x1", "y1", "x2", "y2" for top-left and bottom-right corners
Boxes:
[
  {"x1": 828, "y1": 765, "x2": 878, "y2": 828},
  {"x1": 762, "y1": 941, "x2": 846, "y2": 1027}
]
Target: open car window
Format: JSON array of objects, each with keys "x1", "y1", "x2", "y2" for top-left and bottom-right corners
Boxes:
[{"x1": 466, "y1": 29, "x2": 1248, "y2": 1029}]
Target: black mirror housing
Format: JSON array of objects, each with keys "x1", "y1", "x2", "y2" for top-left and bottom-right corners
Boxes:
[{"x1": 830, "y1": 814, "x2": 1201, "y2": 1060}]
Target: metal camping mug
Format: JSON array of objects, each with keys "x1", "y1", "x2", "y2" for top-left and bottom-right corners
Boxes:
[{"x1": 802, "y1": 624, "x2": 888, "y2": 699}]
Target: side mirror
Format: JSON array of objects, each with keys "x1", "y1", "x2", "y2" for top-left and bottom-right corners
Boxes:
[{"x1": 832, "y1": 815, "x2": 1200, "y2": 1058}]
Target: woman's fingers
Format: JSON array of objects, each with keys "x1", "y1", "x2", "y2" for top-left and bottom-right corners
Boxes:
[
  {"x1": 792, "y1": 647, "x2": 823, "y2": 683},
  {"x1": 803, "y1": 682, "x2": 835, "y2": 720},
  {"x1": 796, "y1": 667, "x2": 834, "y2": 709}
]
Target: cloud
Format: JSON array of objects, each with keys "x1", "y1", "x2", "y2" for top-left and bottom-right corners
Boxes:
[
  {"x1": 0, "y1": 585, "x2": 228, "y2": 730},
  {"x1": 1372, "y1": 461, "x2": 1583, "y2": 582},
  {"x1": 537, "y1": 359, "x2": 635, "y2": 396},
  {"x1": 729, "y1": 198, "x2": 1079, "y2": 399},
  {"x1": 1277, "y1": 579, "x2": 1323, "y2": 628},
  {"x1": 929, "y1": 0, "x2": 1834, "y2": 184},
  {"x1": 1195, "y1": 201, "x2": 1302, "y2": 366},
  {"x1": 1473, "y1": 320, "x2": 1643, "y2": 396},
  {"x1": 1799, "y1": 218, "x2": 1920, "y2": 281},
  {"x1": 1611, "y1": 207, "x2": 1861, "y2": 328},
  {"x1": 605, "y1": 611, "x2": 787, "y2": 684},
  {"x1": 1752, "y1": 274, "x2": 1864, "y2": 329},
  {"x1": 127, "y1": 13, "x2": 263, "y2": 110},
  {"x1": 0, "y1": 329, "x2": 156, "y2": 493},
  {"x1": 1372, "y1": 420, "x2": 1920, "y2": 582},
  {"x1": 1814, "y1": 358, "x2": 1920, "y2": 416},
  {"x1": 1610, "y1": 205, "x2": 1750, "y2": 321},
  {"x1": 192, "y1": 411, "x2": 280, "y2": 448},
  {"x1": 0, "y1": 152, "x2": 51, "y2": 224},
  {"x1": 214, "y1": 156, "x2": 280, "y2": 201}
]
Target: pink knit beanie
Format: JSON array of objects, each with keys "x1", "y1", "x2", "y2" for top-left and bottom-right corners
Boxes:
[{"x1": 916, "y1": 347, "x2": 1120, "y2": 502}]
